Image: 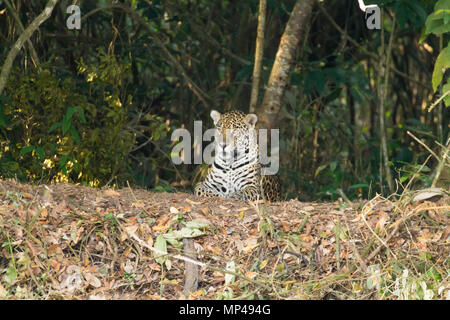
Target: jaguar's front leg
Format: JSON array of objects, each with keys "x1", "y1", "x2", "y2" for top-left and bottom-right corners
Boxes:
[
  {"x1": 232, "y1": 185, "x2": 260, "y2": 201},
  {"x1": 194, "y1": 182, "x2": 220, "y2": 198}
]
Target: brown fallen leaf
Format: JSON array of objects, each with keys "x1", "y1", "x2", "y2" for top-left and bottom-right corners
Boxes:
[
  {"x1": 0, "y1": 283, "x2": 7, "y2": 298},
  {"x1": 27, "y1": 240, "x2": 43, "y2": 258},
  {"x1": 147, "y1": 293, "x2": 161, "y2": 300},
  {"x1": 281, "y1": 221, "x2": 290, "y2": 232},
  {"x1": 375, "y1": 211, "x2": 389, "y2": 233},
  {"x1": 22, "y1": 192, "x2": 34, "y2": 199},
  {"x1": 103, "y1": 189, "x2": 120, "y2": 197},
  {"x1": 132, "y1": 201, "x2": 146, "y2": 209},
  {"x1": 156, "y1": 215, "x2": 170, "y2": 225},
  {"x1": 147, "y1": 235, "x2": 154, "y2": 247},
  {"x1": 49, "y1": 258, "x2": 61, "y2": 272},
  {"x1": 152, "y1": 225, "x2": 169, "y2": 232},
  {"x1": 39, "y1": 208, "x2": 48, "y2": 221},
  {"x1": 48, "y1": 243, "x2": 64, "y2": 260},
  {"x1": 245, "y1": 271, "x2": 258, "y2": 280},
  {"x1": 122, "y1": 246, "x2": 132, "y2": 258},
  {"x1": 127, "y1": 216, "x2": 137, "y2": 224},
  {"x1": 72, "y1": 226, "x2": 85, "y2": 245},
  {"x1": 188, "y1": 290, "x2": 204, "y2": 299},
  {"x1": 121, "y1": 224, "x2": 139, "y2": 241}
]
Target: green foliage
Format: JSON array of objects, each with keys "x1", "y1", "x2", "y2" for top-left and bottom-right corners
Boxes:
[
  {"x1": 423, "y1": 0, "x2": 450, "y2": 102},
  {"x1": 0, "y1": 0, "x2": 446, "y2": 199},
  {"x1": 1, "y1": 51, "x2": 134, "y2": 185},
  {"x1": 431, "y1": 45, "x2": 450, "y2": 92},
  {"x1": 424, "y1": 0, "x2": 450, "y2": 35},
  {"x1": 392, "y1": 0, "x2": 428, "y2": 30}
]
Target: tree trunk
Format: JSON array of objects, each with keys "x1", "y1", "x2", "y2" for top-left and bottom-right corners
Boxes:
[
  {"x1": 249, "y1": 0, "x2": 267, "y2": 114},
  {"x1": 0, "y1": 0, "x2": 58, "y2": 96},
  {"x1": 255, "y1": 0, "x2": 314, "y2": 130},
  {"x1": 378, "y1": 14, "x2": 396, "y2": 193}
]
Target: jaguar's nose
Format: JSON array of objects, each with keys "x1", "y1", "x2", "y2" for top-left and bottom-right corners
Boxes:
[{"x1": 219, "y1": 143, "x2": 228, "y2": 150}]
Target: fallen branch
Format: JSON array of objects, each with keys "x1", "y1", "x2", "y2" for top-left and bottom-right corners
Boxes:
[
  {"x1": 182, "y1": 238, "x2": 199, "y2": 297},
  {"x1": 117, "y1": 219, "x2": 271, "y2": 291}
]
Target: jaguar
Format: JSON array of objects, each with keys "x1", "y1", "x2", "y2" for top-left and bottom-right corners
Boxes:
[{"x1": 194, "y1": 110, "x2": 281, "y2": 202}]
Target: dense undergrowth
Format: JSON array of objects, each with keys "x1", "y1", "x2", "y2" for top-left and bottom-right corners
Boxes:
[{"x1": 0, "y1": 1, "x2": 448, "y2": 201}]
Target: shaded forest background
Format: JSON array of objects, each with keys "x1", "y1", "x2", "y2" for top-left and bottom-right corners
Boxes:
[{"x1": 0, "y1": 0, "x2": 448, "y2": 201}]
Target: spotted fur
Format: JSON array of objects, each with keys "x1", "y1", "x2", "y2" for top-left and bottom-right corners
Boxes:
[{"x1": 194, "y1": 110, "x2": 281, "y2": 202}]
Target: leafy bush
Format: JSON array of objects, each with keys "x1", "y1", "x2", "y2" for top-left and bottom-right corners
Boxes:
[{"x1": 0, "y1": 50, "x2": 154, "y2": 186}]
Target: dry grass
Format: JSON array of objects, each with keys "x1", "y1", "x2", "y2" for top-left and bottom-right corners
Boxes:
[{"x1": 0, "y1": 179, "x2": 448, "y2": 300}]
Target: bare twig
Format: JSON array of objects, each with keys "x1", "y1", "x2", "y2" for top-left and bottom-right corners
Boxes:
[
  {"x1": 402, "y1": 154, "x2": 432, "y2": 193},
  {"x1": 428, "y1": 90, "x2": 450, "y2": 112},
  {"x1": 407, "y1": 131, "x2": 440, "y2": 161}
]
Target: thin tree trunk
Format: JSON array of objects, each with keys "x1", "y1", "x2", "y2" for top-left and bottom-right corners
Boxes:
[
  {"x1": 0, "y1": 0, "x2": 58, "y2": 96},
  {"x1": 312, "y1": 102, "x2": 319, "y2": 177},
  {"x1": 378, "y1": 13, "x2": 396, "y2": 193},
  {"x1": 249, "y1": 0, "x2": 266, "y2": 114},
  {"x1": 348, "y1": 88, "x2": 356, "y2": 171},
  {"x1": 256, "y1": 0, "x2": 314, "y2": 130},
  {"x1": 437, "y1": 35, "x2": 443, "y2": 144},
  {"x1": 432, "y1": 136, "x2": 449, "y2": 188}
]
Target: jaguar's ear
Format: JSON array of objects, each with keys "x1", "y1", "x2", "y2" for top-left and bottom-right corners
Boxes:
[
  {"x1": 210, "y1": 110, "x2": 221, "y2": 125},
  {"x1": 244, "y1": 114, "x2": 258, "y2": 128}
]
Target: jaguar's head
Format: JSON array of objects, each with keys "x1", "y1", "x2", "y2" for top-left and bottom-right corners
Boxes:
[{"x1": 210, "y1": 110, "x2": 258, "y2": 162}]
